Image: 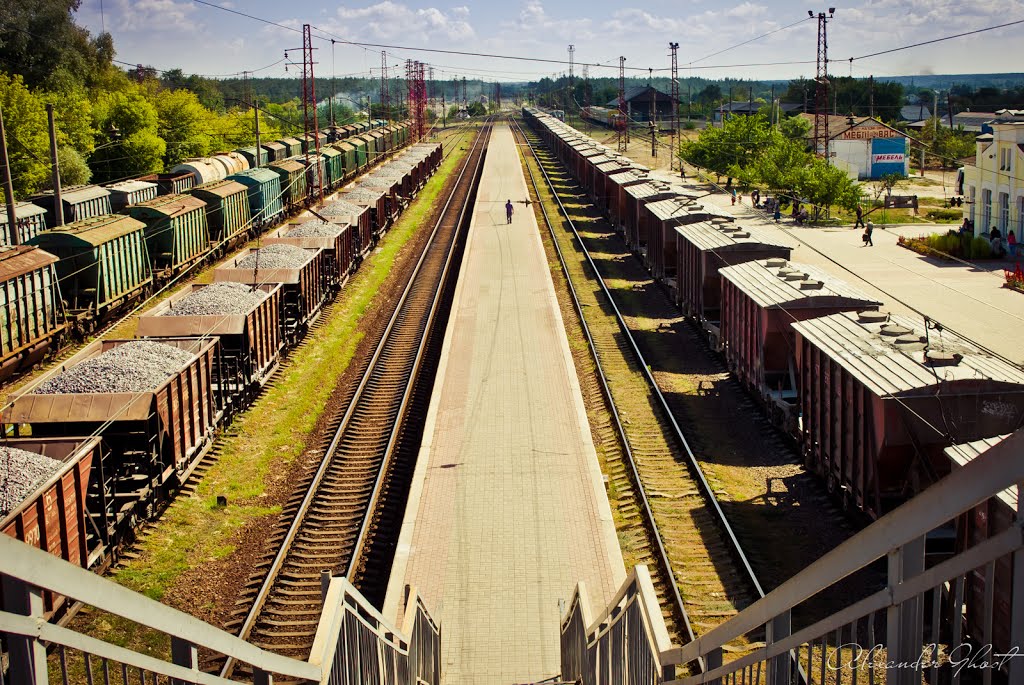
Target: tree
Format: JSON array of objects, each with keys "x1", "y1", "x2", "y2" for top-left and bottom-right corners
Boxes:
[
  {"x1": 778, "y1": 115, "x2": 811, "y2": 142},
  {"x1": 0, "y1": 73, "x2": 49, "y2": 198},
  {"x1": 37, "y1": 146, "x2": 91, "y2": 189},
  {"x1": 153, "y1": 89, "x2": 213, "y2": 166},
  {"x1": 680, "y1": 113, "x2": 774, "y2": 178},
  {"x1": 793, "y1": 158, "x2": 861, "y2": 215},
  {"x1": 90, "y1": 86, "x2": 164, "y2": 181}
]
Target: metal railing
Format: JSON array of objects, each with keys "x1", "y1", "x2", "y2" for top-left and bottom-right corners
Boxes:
[
  {"x1": 561, "y1": 566, "x2": 678, "y2": 685},
  {"x1": 563, "y1": 431, "x2": 1023, "y2": 685},
  {"x1": 0, "y1": 534, "x2": 439, "y2": 685},
  {"x1": 310, "y1": 580, "x2": 441, "y2": 685}
]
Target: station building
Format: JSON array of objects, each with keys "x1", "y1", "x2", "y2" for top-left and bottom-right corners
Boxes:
[
  {"x1": 809, "y1": 115, "x2": 912, "y2": 180},
  {"x1": 958, "y1": 110, "x2": 1024, "y2": 236}
]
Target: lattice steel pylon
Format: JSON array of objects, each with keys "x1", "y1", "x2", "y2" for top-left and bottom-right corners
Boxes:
[
  {"x1": 669, "y1": 42, "x2": 680, "y2": 171},
  {"x1": 415, "y1": 62, "x2": 427, "y2": 139},
  {"x1": 618, "y1": 56, "x2": 628, "y2": 152},
  {"x1": 568, "y1": 44, "x2": 575, "y2": 114},
  {"x1": 380, "y1": 51, "x2": 390, "y2": 122},
  {"x1": 301, "y1": 24, "x2": 323, "y2": 204},
  {"x1": 812, "y1": 9, "x2": 834, "y2": 157}
]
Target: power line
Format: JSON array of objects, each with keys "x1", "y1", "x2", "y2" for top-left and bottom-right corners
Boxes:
[
  {"x1": 688, "y1": 17, "x2": 813, "y2": 66},
  {"x1": 842, "y1": 18, "x2": 1024, "y2": 63}
]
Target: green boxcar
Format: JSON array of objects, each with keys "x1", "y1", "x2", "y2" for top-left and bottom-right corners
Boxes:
[
  {"x1": 333, "y1": 141, "x2": 358, "y2": 178},
  {"x1": 278, "y1": 137, "x2": 303, "y2": 158},
  {"x1": 229, "y1": 168, "x2": 285, "y2": 227},
  {"x1": 0, "y1": 246, "x2": 66, "y2": 381},
  {"x1": 28, "y1": 214, "x2": 152, "y2": 317},
  {"x1": 0, "y1": 202, "x2": 48, "y2": 247},
  {"x1": 320, "y1": 148, "x2": 344, "y2": 189},
  {"x1": 236, "y1": 146, "x2": 268, "y2": 167},
  {"x1": 348, "y1": 138, "x2": 369, "y2": 170},
  {"x1": 126, "y1": 194, "x2": 210, "y2": 273},
  {"x1": 190, "y1": 179, "x2": 251, "y2": 246},
  {"x1": 268, "y1": 160, "x2": 308, "y2": 213},
  {"x1": 356, "y1": 135, "x2": 378, "y2": 165}
]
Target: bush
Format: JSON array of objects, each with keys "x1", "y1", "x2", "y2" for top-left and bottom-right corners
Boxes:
[
  {"x1": 683, "y1": 121, "x2": 696, "y2": 130},
  {"x1": 926, "y1": 208, "x2": 961, "y2": 221},
  {"x1": 970, "y1": 236, "x2": 991, "y2": 259}
]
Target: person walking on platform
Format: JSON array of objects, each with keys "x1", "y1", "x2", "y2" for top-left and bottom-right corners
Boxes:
[
  {"x1": 862, "y1": 220, "x2": 874, "y2": 247},
  {"x1": 506, "y1": 199, "x2": 514, "y2": 224},
  {"x1": 854, "y1": 204, "x2": 865, "y2": 229}
]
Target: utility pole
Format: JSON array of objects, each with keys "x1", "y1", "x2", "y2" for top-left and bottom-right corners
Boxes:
[
  {"x1": 568, "y1": 44, "x2": 575, "y2": 115},
  {"x1": 947, "y1": 92, "x2": 954, "y2": 128},
  {"x1": 0, "y1": 105, "x2": 19, "y2": 245},
  {"x1": 253, "y1": 96, "x2": 261, "y2": 168},
  {"x1": 770, "y1": 84, "x2": 776, "y2": 126},
  {"x1": 380, "y1": 51, "x2": 389, "y2": 123},
  {"x1": 442, "y1": 93, "x2": 446, "y2": 128},
  {"x1": 649, "y1": 68, "x2": 657, "y2": 158},
  {"x1": 582, "y1": 64, "x2": 591, "y2": 132},
  {"x1": 618, "y1": 56, "x2": 627, "y2": 152},
  {"x1": 810, "y1": 8, "x2": 835, "y2": 158},
  {"x1": 669, "y1": 42, "x2": 679, "y2": 171},
  {"x1": 45, "y1": 104, "x2": 63, "y2": 227},
  {"x1": 462, "y1": 77, "x2": 467, "y2": 111},
  {"x1": 869, "y1": 74, "x2": 874, "y2": 118}
]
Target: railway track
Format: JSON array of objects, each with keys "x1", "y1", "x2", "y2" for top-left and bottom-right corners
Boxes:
[
  {"x1": 218, "y1": 120, "x2": 493, "y2": 676},
  {"x1": 510, "y1": 116, "x2": 768, "y2": 674}
]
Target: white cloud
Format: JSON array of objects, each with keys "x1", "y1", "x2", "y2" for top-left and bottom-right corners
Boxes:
[
  {"x1": 112, "y1": 0, "x2": 199, "y2": 33},
  {"x1": 325, "y1": 1, "x2": 475, "y2": 41},
  {"x1": 507, "y1": 0, "x2": 594, "y2": 41}
]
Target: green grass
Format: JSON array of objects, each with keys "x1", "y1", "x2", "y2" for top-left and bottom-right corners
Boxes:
[{"x1": 66, "y1": 139, "x2": 471, "y2": 658}]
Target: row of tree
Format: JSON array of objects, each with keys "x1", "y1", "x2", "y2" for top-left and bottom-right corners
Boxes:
[{"x1": 680, "y1": 114, "x2": 860, "y2": 215}]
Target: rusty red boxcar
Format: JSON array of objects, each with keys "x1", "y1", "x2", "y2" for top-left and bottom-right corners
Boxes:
[
  {"x1": 266, "y1": 220, "x2": 353, "y2": 291},
  {"x1": 793, "y1": 311, "x2": 1024, "y2": 518},
  {"x1": 718, "y1": 259, "x2": 882, "y2": 432}
]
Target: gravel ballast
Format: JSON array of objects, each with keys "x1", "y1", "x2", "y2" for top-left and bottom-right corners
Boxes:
[
  {"x1": 161, "y1": 282, "x2": 269, "y2": 317},
  {"x1": 287, "y1": 220, "x2": 343, "y2": 238},
  {"x1": 234, "y1": 244, "x2": 311, "y2": 269},
  {"x1": 0, "y1": 447, "x2": 64, "y2": 516},
  {"x1": 36, "y1": 341, "x2": 196, "y2": 394},
  {"x1": 320, "y1": 200, "x2": 363, "y2": 218}
]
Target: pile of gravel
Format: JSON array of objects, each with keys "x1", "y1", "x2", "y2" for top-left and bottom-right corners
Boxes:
[
  {"x1": 35, "y1": 341, "x2": 195, "y2": 394},
  {"x1": 375, "y1": 167, "x2": 411, "y2": 179},
  {"x1": 344, "y1": 189, "x2": 381, "y2": 202},
  {"x1": 234, "y1": 244, "x2": 311, "y2": 269},
  {"x1": 0, "y1": 447, "x2": 62, "y2": 516},
  {"x1": 287, "y1": 220, "x2": 343, "y2": 238},
  {"x1": 360, "y1": 177, "x2": 394, "y2": 188},
  {"x1": 161, "y1": 282, "x2": 268, "y2": 317},
  {"x1": 320, "y1": 200, "x2": 363, "y2": 219}
]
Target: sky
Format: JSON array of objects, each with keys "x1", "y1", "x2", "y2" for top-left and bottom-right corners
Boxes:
[{"x1": 72, "y1": 0, "x2": 1024, "y2": 84}]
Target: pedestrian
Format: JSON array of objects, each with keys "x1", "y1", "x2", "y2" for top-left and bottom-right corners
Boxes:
[
  {"x1": 752, "y1": 189, "x2": 760, "y2": 207},
  {"x1": 1008, "y1": 230, "x2": 1017, "y2": 258},
  {"x1": 505, "y1": 199, "x2": 514, "y2": 224},
  {"x1": 990, "y1": 226, "x2": 1001, "y2": 242},
  {"x1": 862, "y1": 220, "x2": 874, "y2": 247},
  {"x1": 854, "y1": 204, "x2": 865, "y2": 229},
  {"x1": 773, "y1": 204, "x2": 781, "y2": 223},
  {"x1": 731, "y1": 188, "x2": 737, "y2": 206}
]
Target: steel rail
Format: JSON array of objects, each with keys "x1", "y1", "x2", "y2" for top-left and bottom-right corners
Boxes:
[
  {"x1": 509, "y1": 117, "x2": 695, "y2": 651},
  {"x1": 219, "y1": 120, "x2": 493, "y2": 678},
  {"x1": 512, "y1": 115, "x2": 770, "y2": 673}
]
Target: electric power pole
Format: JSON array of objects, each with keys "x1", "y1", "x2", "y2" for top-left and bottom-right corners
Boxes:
[
  {"x1": 380, "y1": 51, "x2": 389, "y2": 122},
  {"x1": 649, "y1": 68, "x2": 657, "y2": 158},
  {"x1": 46, "y1": 104, "x2": 63, "y2": 227},
  {"x1": 253, "y1": 96, "x2": 261, "y2": 168},
  {"x1": 669, "y1": 42, "x2": 679, "y2": 171},
  {"x1": 811, "y1": 8, "x2": 835, "y2": 158},
  {"x1": 869, "y1": 74, "x2": 875, "y2": 118},
  {"x1": 300, "y1": 24, "x2": 323, "y2": 204},
  {"x1": 568, "y1": 44, "x2": 575, "y2": 115},
  {"x1": 0, "y1": 104, "x2": 19, "y2": 244},
  {"x1": 618, "y1": 56, "x2": 627, "y2": 152}
]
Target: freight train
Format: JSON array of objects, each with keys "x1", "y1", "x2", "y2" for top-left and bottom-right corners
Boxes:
[
  {"x1": 0, "y1": 140, "x2": 443, "y2": 613},
  {"x1": 580, "y1": 105, "x2": 627, "y2": 130},
  {"x1": 524, "y1": 104, "x2": 1024, "y2": 517},
  {"x1": 0, "y1": 120, "x2": 411, "y2": 381},
  {"x1": 524, "y1": 105, "x2": 1023, "y2": 659}
]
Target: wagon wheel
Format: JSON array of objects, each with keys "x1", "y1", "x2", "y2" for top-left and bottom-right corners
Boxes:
[{"x1": 826, "y1": 470, "x2": 838, "y2": 495}]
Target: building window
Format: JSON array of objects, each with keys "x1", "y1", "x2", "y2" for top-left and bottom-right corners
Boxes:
[
  {"x1": 1018, "y1": 196, "x2": 1024, "y2": 236},
  {"x1": 982, "y1": 188, "x2": 992, "y2": 230},
  {"x1": 999, "y1": 192, "x2": 1010, "y2": 232},
  {"x1": 969, "y1": 186, "x2": 976, "y2": 227}
]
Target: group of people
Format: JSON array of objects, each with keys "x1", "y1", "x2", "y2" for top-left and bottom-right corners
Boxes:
[{"x1": 988, "y1": 225, "x2": 1017, "y2": 258}]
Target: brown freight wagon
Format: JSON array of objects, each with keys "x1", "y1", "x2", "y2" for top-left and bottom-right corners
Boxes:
[
  {"x1": 213, "y1": 246, "x2": 328, "y2": 344},
  {"x1": 396, "y1": 154, "x2": 425, "y2": 191},
  {"x1": 136, "y1": 283, "x2": 284, "y2": 414},
  {"x1": 319, "y1": 199, "x2": 372, "y2": 258},
  {"x1": 604, "y1": 167, "x2": 650, "y2": 229},
  {"x1": 945, "y1": 434, "x2": 1019, "y2": 659},
  {"x1": 358, "y1": 177, "x2": 400, "y2": 220},
  {"x1": 644, "y1": 200, "x2": 735, "y2": 279},
  {"x1": 265, "y1": 220, "x2": 353, "y2": 291},
  {"x1": 580, "y1": 154, "x2": 615, "y2": 206},
  {"x1": 1, "y1": 436, "x2": 104, "y2": 613},
  {"x1": 343, "y1": 186, "x2": 389, "y2": 237},
  {"x1": 718, "y1": 259, "x2": 882, "y2": 432},
  {"x1": 0, "y1": 246, "x2": 67, "y2": 383},
  {"x1": 674, "y1": 219, "x2": 791, "y2": 349},
  {"x1": 5, "y1": 338, "x2": 221, "y2": 544},
  {"x1": 372, "y1": 165, "x2": 414, "y2": 207},
  {"x1": 792, "y1": 311, "x2": 1024, "y2": 518},
  {"x1": 622, "y1": 182, "x2": 699, "y2": 252}
]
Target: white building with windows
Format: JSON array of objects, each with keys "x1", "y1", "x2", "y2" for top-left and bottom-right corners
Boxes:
[{"x1": 960, "y1": 110, "x2": 1024, "y2": 238}]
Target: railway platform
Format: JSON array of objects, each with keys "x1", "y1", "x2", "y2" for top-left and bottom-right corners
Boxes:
[{"x1": 383, "y1": 123, "x2": 625, "y2": 684}]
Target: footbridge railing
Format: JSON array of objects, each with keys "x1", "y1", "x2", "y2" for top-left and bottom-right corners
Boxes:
[
  {"x1": 560, "y1": 566, "x2": 679, "y2": 685},
  {"x1": 563, "y1": 430, "x2": 1023, "y2": 685},
  {"x1": 0, "y1": 534, "x2": 439, "y2": 685}
]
